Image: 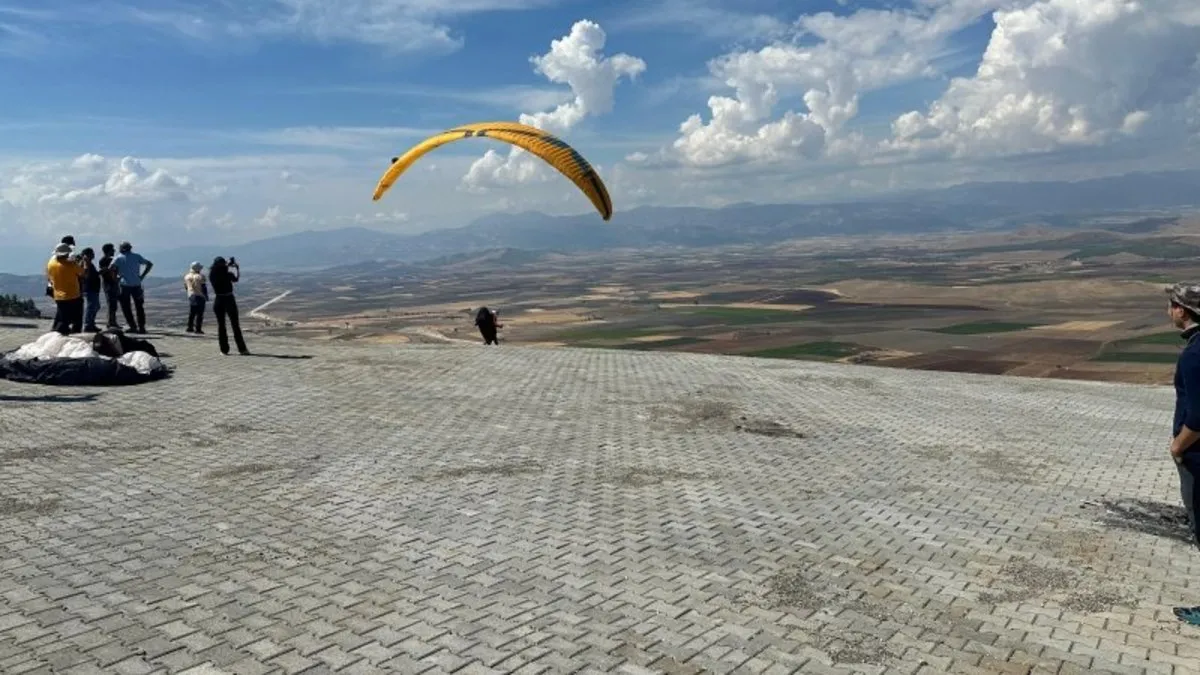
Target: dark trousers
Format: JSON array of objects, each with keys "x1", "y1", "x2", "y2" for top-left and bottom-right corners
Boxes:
[
  {"x1": 213, "y1": 294, "x2": 247, "y2": 354},
  {"x1": 52, "y1": 297, "x2": 84, "y2": 335},
  {"x1": 84, "y1": 290, "x2": 100, "y2": 330},
  {"x1": 478, "y1": 325, "x2": 498, "y2": 345},
  {"x1": 1178, "y1": 452, "x2": 1200, "y2": 548},
  {"x1": 103, "y1": 286, "x2": 120, "y2": 328},
  {"x1": 119, "y1": 285, "x2": 145, "y2": 332},
  {"x1": 187, "y1": 295, "x2": 207, "y2": 332}
]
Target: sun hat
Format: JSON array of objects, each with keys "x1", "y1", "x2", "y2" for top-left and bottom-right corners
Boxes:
[{"x1": 1167, "y1": 282, "x2": 1200, "y2": 314}]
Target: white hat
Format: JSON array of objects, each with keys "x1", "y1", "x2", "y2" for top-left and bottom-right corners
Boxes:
[
  {"x1": 190, "y1": 261, "x2": 203, "y2": 271},
  {"x1": 52, "y1": 243, "x2": 72, "y2": 256}
]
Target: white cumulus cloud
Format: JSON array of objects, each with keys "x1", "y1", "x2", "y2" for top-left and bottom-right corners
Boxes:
[
  {"x1": 650, "y1": 0, "x2": 1003, "y2": 168},
  {"x1": 649, "y1": 0, "x2": 1200, "y2": 173},
  {"x1": 16, "y1": 154, "x2": 197, "y2": 206},
  {"x1": 461, "y1": 19, "x2": 646, "y2": 193},
  {"x1": 884, "y1": 0, "x2": 1200, "y2": 159},
  {"x1": 0, "y1": 153, "x2": 234, "y2": 245}
]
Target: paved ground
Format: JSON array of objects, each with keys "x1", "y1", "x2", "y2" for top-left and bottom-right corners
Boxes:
[{"x1": 1, "y1": 320, "x2": 1198, "y2": 674}]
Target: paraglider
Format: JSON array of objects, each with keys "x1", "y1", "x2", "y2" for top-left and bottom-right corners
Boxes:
[
  {"x1": 475, "y1": 306, "x2": 501, "y2": 345},
  {"x1": 372, "y1": 121, "x2": 613, "y2": 221}
]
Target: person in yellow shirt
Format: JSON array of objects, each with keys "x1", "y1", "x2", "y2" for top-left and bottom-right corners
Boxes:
[{"x1": 46, "y1": 243, "x2": 84, "y2": 335}]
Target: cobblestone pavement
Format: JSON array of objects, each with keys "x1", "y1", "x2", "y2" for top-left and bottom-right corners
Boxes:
[{"x1": 1, "y1": 322, "x2": 1198, "y2": 674}]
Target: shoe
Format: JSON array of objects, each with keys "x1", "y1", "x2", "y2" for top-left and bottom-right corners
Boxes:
[
  {"x1": 84, "y1": 326, "x2": 99, "y2": 333},
  {"x1": 1175, "y1": 606, "x2": 1200, "y2": 626},
  {"x1": 238, "y1": 350, "x2": 250, "y2": 355}
]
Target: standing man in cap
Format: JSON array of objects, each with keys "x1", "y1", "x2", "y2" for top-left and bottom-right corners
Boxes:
[
  {"x1": 46, "y1": 242, "x2": 84, "y2": 334},
  {"x1": 112, "y1": 241, "x2": 153, "y2": 333},
  {"x1": 1167, "y1": 283, "x2": 1200, "y2": 549},
  {"x1": 183, "y1": 261, "x2": 208, "y2": 334},
  {"x1": 1165, "y1": 283, "x2": 1200, "y2": 626}
]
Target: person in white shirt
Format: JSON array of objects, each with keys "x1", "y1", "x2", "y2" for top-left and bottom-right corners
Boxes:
[{"x1": 183, "y1": 261, "x2": 208, "y2": 334}]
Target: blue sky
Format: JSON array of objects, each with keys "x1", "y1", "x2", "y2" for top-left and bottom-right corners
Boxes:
[
  {"x1": 0, "y1": 0, "x2": 795, "y2": 157},
  {"x1": 0, "y1": 0, "x2": 1197, "y2": 263}
]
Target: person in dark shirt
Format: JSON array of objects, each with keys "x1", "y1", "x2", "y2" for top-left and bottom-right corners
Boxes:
[
  {"x1": 474, "y1": 306, "x2": 501, "y2": 345},
  {"x1": 1167, "y1": 282, "x2": 1200, "y2": 549},
  {"x1": 79, "y1": 247, "x2": 102, "y2": 332},
  {"x1": 208, "y1": 257, "x2": 249, "y2": 355},
  {"x1": 98, "y1": 243, "x2": 122, "y2": 329}
]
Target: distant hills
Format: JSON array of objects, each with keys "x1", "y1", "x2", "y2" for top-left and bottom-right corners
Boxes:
[{"x1": 3, "y1": 168, "x2": 1199, "y2": 277}]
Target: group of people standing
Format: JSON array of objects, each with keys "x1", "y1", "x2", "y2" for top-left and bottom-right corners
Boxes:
[
  {"x1": 43, "y1": 236, "x2": 250, "y2": 355},
  {"x1": 46, "y1": 237, "x2": 151, "y2": 335}
]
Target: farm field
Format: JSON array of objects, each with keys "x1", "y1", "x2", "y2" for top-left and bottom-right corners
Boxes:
[
  {"x1": 222, "y1": 216, "x2": 1200, "y2": 385},
  {"x1": 14, "y1": 214, "x2": 1194, "y2": 386}
]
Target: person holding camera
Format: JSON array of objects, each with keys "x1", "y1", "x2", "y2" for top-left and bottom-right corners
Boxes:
[{"x1": 208, "y1": 256, "x2": 249, "y2": 355}]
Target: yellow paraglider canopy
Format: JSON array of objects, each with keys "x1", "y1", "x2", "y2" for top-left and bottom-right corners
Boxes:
[{"x1": 372, "y1": 121, "x2": 613, "y2": 221}]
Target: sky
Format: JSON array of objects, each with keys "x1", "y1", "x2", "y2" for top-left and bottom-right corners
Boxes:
[{"x1": 1, "y1": 0, "x2": 1198, "y2": 255}]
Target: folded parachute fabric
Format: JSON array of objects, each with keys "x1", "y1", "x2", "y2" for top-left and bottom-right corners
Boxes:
[{"x1": 0, "y1": 331, "x2": 170, "y2": 386}]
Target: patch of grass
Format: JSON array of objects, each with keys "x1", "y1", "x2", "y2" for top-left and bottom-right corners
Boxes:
[
  {"x1": 1067, "y1": 239, "x2": 1200, "y2": 260},
  {"x1": 417, "y1": 460, "x2": 543, "y2": 481},
  {"x1": 1094, "y1": 332, "x2": 1182, "y2": 363},
  {"x1": 1091, "y1": 351, "x2": 1179, "y2": 364},
  {"x1": 929, "y1": 321, "x2": 1041, "y2": 335},
  {"x1": 745, "y1": 341, "x2": 866, "y2": 361},
  {"x1": 669, "y1": 306, "x2": 810, "y2": 325},
  {"x1": 555, "y1": 325, "x2": 676, "y2": 341},
  {"x1": 610, "y1": 467, "x2": 709, "y2": 487},
  {"x1": 970, "y1": 275, "x2": 1060, "y2": 286},
  {"x1": 614, "y1": 337, "x2": 706, "y2": 350},
  {"x1": 1120, "y1": 331, "x2": 1181, "y2": 345},
  {"x1": 205, "y1": 463, "x2": 282, "y2": 479}
]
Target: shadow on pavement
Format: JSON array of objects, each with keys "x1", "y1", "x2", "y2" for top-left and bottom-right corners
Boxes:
[
  {"x1": 0, "y1": 393, "x2": 100, "y2": 403},
  {"x1": 245, "y1": 353, "x2": 314, "y2": 360},
  {"x1": 0, "y1": 322, "x2": 39, "y2": 329}
]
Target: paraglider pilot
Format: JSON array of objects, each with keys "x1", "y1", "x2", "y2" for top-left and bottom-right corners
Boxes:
[{"x1": 475, "y1": 306, "x2": 502, "y2": 345}]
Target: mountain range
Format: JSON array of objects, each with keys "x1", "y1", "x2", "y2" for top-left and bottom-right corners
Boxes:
[{"x1": 3, "y1": 168, "x2": 1199, "y2": 276}]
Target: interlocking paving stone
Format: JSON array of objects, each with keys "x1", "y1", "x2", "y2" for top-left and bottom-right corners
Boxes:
[{"x1": 1, "y1": 322, "x2": 1198, "y2": 674}]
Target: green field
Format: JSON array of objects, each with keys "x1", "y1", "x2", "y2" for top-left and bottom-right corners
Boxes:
[
  {"x1": 1091, "y1": 351, "x2": 1180, "y2": 364},
  {"x1": 666, "y1": 306, "x2": 811, "y2": 325},
  {"x1": 1067, "y1": 240, "x2": 1200, "y2": 260},
  {"x1": 662, "y1": 306, "x2": 811, "y2": 324},
  {"x1": 555, "y1": 325, "x2": 679, "y2": 341},
  {"x1": 929, "y1": 321, "x2": 1041, "y2": 335},
  {"x1": 744, "y1": 341, "x2": 866, "y2": 361},
  {"x1": 1120, "y1": 331, "x2": 1182, "y2": 345}
]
